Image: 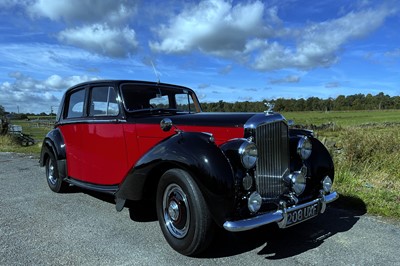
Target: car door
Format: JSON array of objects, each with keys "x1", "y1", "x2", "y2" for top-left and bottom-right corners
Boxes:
[
  {"x1": 61, "y1": 86, "x2": 86, "y2": 181},
  {"x1": 79, "y1": 85, "x2": 129, "y2": 185}
]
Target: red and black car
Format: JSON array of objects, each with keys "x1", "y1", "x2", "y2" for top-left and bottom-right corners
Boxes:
[{"x1": 40, "y1": 80, "x2": 338, "y2": 256}]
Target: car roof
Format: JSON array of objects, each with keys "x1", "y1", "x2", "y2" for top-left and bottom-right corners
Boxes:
[{"x1": 66, "y1": 80, "x2": 194, "y2": 92}]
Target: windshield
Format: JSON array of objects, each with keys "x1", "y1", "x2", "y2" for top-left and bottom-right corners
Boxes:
[{"x1": 120, "y1": 83, "x2": 200, "y2": 114}]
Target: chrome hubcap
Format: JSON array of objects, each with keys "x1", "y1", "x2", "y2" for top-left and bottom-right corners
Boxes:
[
  {"x1": 47, "y1": 159, "x2": 57, "y2": 185},
  {"x1": 162, "y1": 184, "x2": 190, "y2": 239},
  {"x1": 168, "y1": 201, "x2": 179, "y2": 221}
]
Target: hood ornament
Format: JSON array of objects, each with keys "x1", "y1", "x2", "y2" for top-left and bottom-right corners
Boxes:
[{"x1": 264, "y1": 102, "x2": 275, "y2": 115}]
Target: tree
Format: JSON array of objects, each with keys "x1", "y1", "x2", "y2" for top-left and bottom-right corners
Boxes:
[{"x1": 0, "y1": 105, "x2": 5, "y2": 116}]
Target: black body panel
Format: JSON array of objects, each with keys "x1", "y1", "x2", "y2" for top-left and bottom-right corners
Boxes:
[
  {"x1": 116, "y1": 131, "x2": 236, "y2": 226},
  {"x1": 40, "y1": 128, "x2": 66, "y2": 163},
  {"x1": 40, "y1": 128, "x2": 67, "y2": 180},
  {"x1": 127, "y1": 112, "x2": 256, "y2": 128}
]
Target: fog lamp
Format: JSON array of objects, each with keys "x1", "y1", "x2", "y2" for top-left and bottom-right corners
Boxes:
[
  {"x1": 290, "y1": 171, "x2": 306, "y2": 195},
  {"x1": 248, "y1": 191, "x2": 262, "y2": 213},
  {"x1": 239, "y1": 141, "x2": 258, "y2": 169},
  {"x1": 297, "y1": 136, "x2": 312, "y2": 160},
  {"x1": 322, "y1": 176, "x2": 333, "y2": 193}
]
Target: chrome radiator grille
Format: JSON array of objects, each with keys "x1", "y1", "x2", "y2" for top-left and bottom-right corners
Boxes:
[{"x1": 255, "y1": 121, "x2": 289, "y2": 199}]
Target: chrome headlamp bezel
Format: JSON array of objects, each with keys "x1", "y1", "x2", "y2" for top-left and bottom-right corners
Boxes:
[
  {"x1": 239, "y1": 141, "x2": 258, "y2": 169},
  {"x1": 284, "y1": 166, "x2": 307, "y2": 196},
  {"x1": 291, "y1": 172, "x2": 306, "y2": 195},
  {"x1": 297, "y1": 136, "x2": 312, "y2": 160}
]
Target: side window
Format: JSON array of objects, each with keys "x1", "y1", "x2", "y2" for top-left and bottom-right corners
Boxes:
[
  {"x1": 66, "y1": 89, "x2": 85, "y2": 118},
  {"x1": 150, "y1": 95, "x2": 169, "y2": 108},
  {"x1": 176, "y1": 93, "x2": 195, "y2": 113},
  {"x1": 89, "y1": 86, "x2": 119, "y2": 116}
]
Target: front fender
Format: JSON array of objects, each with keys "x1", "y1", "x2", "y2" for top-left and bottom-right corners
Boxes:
[
  {"x1": 290, "y1": 134, "x2": 334, "y2": 198},
  {"x1": 305, "y1": 137, "x2": 335, "y2": 182},
  {"x1": 116, "y1": 132, "x2": 236, "y2": 226}
]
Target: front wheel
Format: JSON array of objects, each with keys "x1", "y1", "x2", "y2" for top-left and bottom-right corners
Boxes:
[{"x1": 156, "y1": 169, "x2": 214, "y2": 256}]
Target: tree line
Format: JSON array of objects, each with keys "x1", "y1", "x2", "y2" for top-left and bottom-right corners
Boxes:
[
  {"x1": 1, "y1": 92, "x2": 399, "y2": 116},
  {"x1": 201, "y1": 92, "x2": 400, "y2": 112},
  {"x1": 0, "y1": 105, "x2": 54, "y2": 120}
]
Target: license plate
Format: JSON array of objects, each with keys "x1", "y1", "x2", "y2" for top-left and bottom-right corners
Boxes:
[{"x1": 286, "y1": 203, "x2": 319, "y2": 226}]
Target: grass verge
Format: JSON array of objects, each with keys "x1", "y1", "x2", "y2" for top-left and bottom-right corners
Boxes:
[
  {"x1": 0, "y1": 134, "x2": 42, "y2": 154},
  {"x1": 317, "y1": 124, "x2": 400, "y2": 219}
]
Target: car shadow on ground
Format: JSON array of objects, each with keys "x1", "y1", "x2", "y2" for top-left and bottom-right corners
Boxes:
[
  {"x1": 126, "y1": 200, "x2": 158, "y2": 222},
  {"x1": 201, "y1": 195, "x2": 366, "y2": 259},
  {"x1": 75, "y1": 188, "x2": 159, "y2": 222},
  {"x1": 75, "y1": 188, "x2": 366, "y2": 259},
  {"x1": 66, "y1": 185, "x2": 158, "y2": 221}
]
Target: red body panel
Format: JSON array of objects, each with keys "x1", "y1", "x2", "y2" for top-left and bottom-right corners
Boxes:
[
  {"x1": 60, "y1": 123, "x2": 128, "y2": 185},
  {"x1": 61, "y1": 122, "x2": 244, "y2": 185},
  {"x1": 60, "y1": 124, "x2": 82, "y2": 180},
  {"x1": 136, "y1": 124, "x2": 245, "y2": 148},
  {"x1": 180, "y1": 125, "x2": 244, "y2": 146}
]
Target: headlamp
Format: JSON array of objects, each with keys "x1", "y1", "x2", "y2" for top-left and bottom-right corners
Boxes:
[
  {"x1": 297, "y1": 136, "x2": 312, "y2": 160},
  {"x1": 239, "y1": 141, "x2": 258, "y2": 169}
]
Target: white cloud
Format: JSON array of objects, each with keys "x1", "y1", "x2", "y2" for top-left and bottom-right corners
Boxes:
[
  {"x1": 253, "y1": 6, "x2": 395, "y2": 70},
  {"x1": 58, "y1": 23, "x2": 138, "y2": 58},
  {"x1": 27, "y1": 0, "x2": 136, "y2": 24},
  {"x1": 12, "y1": 0, "x2": 139, "y2": 58},
  {"x1": 0, "y1": 73, "x2": 99, "y2": 114},
  {"x1": 0, "y1": 43, "x2": 105, "y2": 78},
  {"x1": 44, "y1": 75, "x2": 64, "y2": 88},
  {"x1": 43, "y1": 74, "x2": 98, "y2": 90},
  {"x1": 149, "y1": 1, "x2": 395, "y2": 71},
  {"x1": 149, "y1": 0, "x2": 271, "y2": 56}
]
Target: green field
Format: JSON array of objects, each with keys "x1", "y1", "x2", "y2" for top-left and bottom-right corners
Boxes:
[
  {"x1": 283, "y1": 109, "x2": 400, "y2": 126},
  {"x1": 1, "y1": 110, "x2": 400, "y2": 219}
]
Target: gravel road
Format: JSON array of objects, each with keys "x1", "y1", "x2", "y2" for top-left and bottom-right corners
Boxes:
[{"x1": 1, "y1": 152, "x2": 399, "y2": 265}]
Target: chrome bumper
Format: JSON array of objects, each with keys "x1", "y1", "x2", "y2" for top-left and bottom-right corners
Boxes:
[{"x1": 223, "y1": 191, "x2": 339, "y2": 232}]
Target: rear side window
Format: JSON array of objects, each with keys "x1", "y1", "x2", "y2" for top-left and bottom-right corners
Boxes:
[
  {"x1": 89, "y1": 87, "x2": 119, "y2": 116},
  {"x1": 66, "y1": 89, "x2": 85, "y2": 118}
]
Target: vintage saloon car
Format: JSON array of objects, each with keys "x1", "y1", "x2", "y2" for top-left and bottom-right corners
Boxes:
[{"x1": 40, "y1": 80, "x2": 338, "y2": 256}]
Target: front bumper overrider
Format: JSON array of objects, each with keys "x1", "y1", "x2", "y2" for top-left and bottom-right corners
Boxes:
[{"x1": 223, "y1": 191, "x2": 339, "y2": 232}]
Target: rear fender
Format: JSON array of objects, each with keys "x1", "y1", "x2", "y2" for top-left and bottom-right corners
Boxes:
[{"x1": 39, "y1": 128, "x2": 67, "y2": 179}]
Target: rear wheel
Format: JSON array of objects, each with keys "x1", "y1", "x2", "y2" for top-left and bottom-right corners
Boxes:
[
  {"x1": 156, "y1": 169, "x2": 214, "y2": 256},
  {"x1": 45, "y1": 151, "x2": 68, "y2": 193}
]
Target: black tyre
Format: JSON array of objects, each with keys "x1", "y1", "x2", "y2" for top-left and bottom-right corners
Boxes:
[
  {"x1": 156, "y1": 169, "x2": 214, "y2": 256},
  {"x1": 45, "y1": 151, "x2": 68, "y2": 193}
]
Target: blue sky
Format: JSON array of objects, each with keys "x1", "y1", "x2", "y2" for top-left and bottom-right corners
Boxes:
[{"x1": 0, "y1": 0, "x2": 399, "y2": 114}]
